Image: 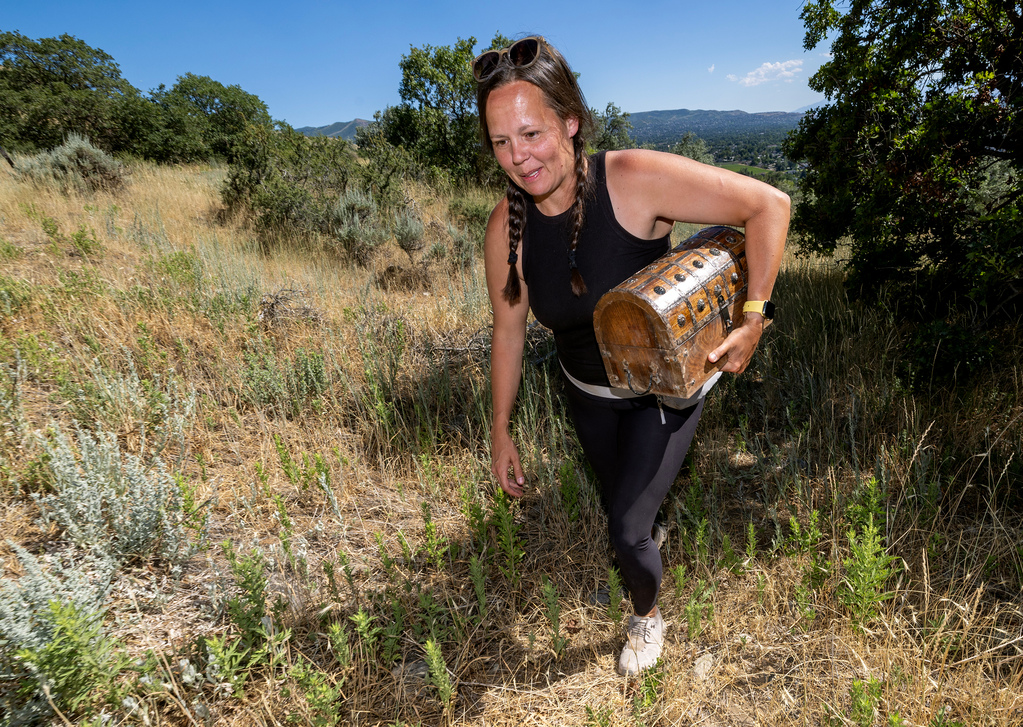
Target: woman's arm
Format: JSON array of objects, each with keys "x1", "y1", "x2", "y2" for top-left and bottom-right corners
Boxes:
[
  {"x1": 605, "y1": 149, "x2": 790, "y2": 373},
  {"x1": 484, "y1": 199, "x2": 530, "y2": 497}
]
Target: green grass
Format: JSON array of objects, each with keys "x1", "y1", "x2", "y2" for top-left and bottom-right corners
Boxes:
[{"x1": 720, "y1": 162, "x2": 771, "y2": 175}]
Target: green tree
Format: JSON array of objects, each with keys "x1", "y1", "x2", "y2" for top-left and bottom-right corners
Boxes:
[
  {"x1": 362, "y1": 33, "x2": 516, "y2": 184},
  {"x1": 153, "y1": 73, "x2": 272, "y2": 161},
  {"x1": 592, "y1": 102, "x2": 635, "y2": 151},
  {"x1": 391, "y1": 36, "x2": 481, "y2": 180},
  {"x1": 670, "y1": 131, "x2": 712, "y2": 164},
  {"x1": 0, "y1": 32, "x2": 273, "y2": 163},
  {"x1": 0, "y1": 31, "x2": 139, "y2": 153},
  {"x1": 784, "y1": 0, "x2": 1022, "y2": 326}
]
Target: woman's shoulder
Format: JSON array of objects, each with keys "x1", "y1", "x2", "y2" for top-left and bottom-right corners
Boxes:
[
  {"x1": 484, "y1": 196, "x2": 510, "y2": 249},
  {"x1": 605, "y1": 148, "x2": 691, "y2": 180},
  {"x1": 604, "y1": 148, "x2": 709, "y2": 204},
  {"x1": 486, "y1": 196, "x2": 509, "y2": 228}
]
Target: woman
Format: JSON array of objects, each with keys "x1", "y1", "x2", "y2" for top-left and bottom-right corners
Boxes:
[{"x1": 476, "y1": 37, "x2": 789, "y2": 676}]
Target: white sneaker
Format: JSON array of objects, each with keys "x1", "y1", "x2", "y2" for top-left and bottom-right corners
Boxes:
[
  {"x1": 651, "y1": 522, "x2": 667, "y2": 550},
  {"x1": 617, "y1": 608, "x2": 665, "y2": 676}
]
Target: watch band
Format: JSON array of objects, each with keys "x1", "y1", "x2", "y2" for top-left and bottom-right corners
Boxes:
[{"x1": 742, "y1": 300, "x2": 776, "y2": 319}]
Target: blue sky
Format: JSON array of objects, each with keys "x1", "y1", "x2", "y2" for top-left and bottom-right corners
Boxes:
[{"x1": 5, "y1": 1, "x2": 830, "y2": 128}]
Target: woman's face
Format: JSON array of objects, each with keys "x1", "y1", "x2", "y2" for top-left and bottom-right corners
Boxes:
[{"x1": 486, "y1": 80, "x2": 579, "y2": 211}]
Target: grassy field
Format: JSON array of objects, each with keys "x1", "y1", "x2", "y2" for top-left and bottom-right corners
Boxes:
[
  {"x1": 718, "y1": 163, "x2": 770, "y2": 176},
  {"x1": 0, "y1": 160, "x2": 1021, "y2": 726}
]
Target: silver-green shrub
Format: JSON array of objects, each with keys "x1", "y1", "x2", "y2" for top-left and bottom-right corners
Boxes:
[
  {"x1": 16, "y1": 133, "x2": 125, "y2": 195},
  {"x1": 33, "y1": 425, "x2": 191, "y2": 563},
  {"x1": 241, "y1": 347, "x2": 328, "y2": 418},
  {"x1": 328, "y1": 188, "x2": 388, "y2": 265},
  {"x1": 0, "y1": 544, "x2": 115, "y2": 724},
  {"x1": 393, "y1": 209, "x2": 425, "y2": 261},
  {"x1": 70, "y1": 352, "x2": 196, "y2": 465},
  {"x1": 0, "y1": 544, "x2": 113, "y2": 653}
]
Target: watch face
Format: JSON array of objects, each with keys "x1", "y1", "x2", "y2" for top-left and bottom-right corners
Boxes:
[{"x1": 764, "y1": 301, "x2": 776, "y2": 319}]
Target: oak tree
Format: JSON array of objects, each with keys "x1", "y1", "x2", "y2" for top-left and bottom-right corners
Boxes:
[
  {"x1": 0, "y1": 31, "x2": 139, "y2": 152},
  {"x1": 785, "y1": 0, "x2": 1021, "y2": 326}
]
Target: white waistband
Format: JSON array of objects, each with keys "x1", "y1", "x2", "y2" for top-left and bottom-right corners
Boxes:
[
  {"x1": 559, "y1": 360, "x2": 721, "y2": 410},
  {"x1": 559, "y1": 361, "x2": 642, "y2": 399}
]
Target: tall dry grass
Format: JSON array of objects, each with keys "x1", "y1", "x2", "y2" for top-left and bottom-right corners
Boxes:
[{"x1": 0, "y1": 159, "x2": 1021, "y2": 726}]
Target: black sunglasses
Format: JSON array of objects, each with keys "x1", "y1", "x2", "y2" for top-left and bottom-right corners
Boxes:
[{"x1": 472, "y1": 37, "x2": 544, "y2": 82}]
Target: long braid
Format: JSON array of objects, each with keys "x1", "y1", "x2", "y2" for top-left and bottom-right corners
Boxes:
[
  {"x1": 567, "y1": 136, "x2": 590, "y2": 297},
  {"x1": 502, "y1": 183, "x2": 526, "y2": 304}
]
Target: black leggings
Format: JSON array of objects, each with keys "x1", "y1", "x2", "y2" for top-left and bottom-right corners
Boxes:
[{"x1": 565, "y1": 382, "x2": 704, "y2": 615}]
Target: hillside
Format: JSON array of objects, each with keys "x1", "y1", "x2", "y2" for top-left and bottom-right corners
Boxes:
[
  {"x1": 297, "y1": 109, "x2": 804, "y2": 149},
  {"x1": 295, "y1": 118, "x2": 371, "y2": 141},
  {"x1": 1, "y1": 158, "x2": 1020, "y2": 726},
  {"x1": 628, "y1": 108, "x2": 804, "y2": 147}
]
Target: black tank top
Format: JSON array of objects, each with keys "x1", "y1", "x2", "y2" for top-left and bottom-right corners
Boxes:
[{"x1": 522, "y1": 151, "x2": 671, "y2": 385}]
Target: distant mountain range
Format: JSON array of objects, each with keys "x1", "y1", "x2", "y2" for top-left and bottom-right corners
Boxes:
[
  {"x1": 295, "y1": 119, "x2": 371, "y2": 141},
  {"x1": 296, "y1": 106, "x2": 816, "y2": 148}
]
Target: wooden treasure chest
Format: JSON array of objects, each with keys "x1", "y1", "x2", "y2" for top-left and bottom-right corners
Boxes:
[{"x1": 593, "y1": 226, "x2": 748, "y2": 400}]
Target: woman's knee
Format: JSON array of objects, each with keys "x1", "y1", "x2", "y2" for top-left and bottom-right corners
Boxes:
[{"x1": 609, "y1": 522, "x2": 653, "y2": 559}]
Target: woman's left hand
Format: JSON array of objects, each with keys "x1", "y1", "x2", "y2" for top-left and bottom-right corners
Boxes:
[{"x1": 707, "y1": 314, "x2": 765, "y2": 374}]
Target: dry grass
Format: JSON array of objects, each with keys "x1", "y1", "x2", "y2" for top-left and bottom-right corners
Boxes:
[{"x1": 0, "y1": 160, "x2": 1021, "y2": 726}]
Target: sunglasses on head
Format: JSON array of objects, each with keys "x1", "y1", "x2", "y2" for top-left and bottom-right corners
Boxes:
[{"x1": 472, "y1": 37, "x2": 544, "y2": 82}]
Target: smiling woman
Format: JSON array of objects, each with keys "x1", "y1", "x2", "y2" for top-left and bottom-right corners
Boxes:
[
  {"x1": 474, "y1": 35, "x2": 790, "y2": 677},
  {"x1": 485, "y1": 82, "x2": 579, "y2": 214}
]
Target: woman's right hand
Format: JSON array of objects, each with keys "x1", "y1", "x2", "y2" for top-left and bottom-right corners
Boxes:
[{"x1": 491, "y1": 428, "x2": 525, "y2": 497}]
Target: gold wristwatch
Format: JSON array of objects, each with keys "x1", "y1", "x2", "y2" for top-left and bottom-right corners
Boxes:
[{"x1": 742, "y1": 300, "x2": 775, "y2": 320}]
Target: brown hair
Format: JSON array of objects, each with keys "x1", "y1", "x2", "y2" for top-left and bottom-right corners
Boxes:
[{"x1": 476, "y1": 38, "x2": 595, "y2": 304}]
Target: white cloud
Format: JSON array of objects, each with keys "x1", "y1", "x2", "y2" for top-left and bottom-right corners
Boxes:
[
  {"x1": 730, "y1": 60, "x2": 803, "y2": 87},
  {"x1": 726, "y1": 74, "x2": 737, "y2": 82},
  {"x1": 708, "y1": 64, "x2": 715, "y2": 73}
]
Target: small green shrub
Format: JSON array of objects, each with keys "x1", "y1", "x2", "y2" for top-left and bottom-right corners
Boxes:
[
  {"x1": 446, "y1": 223, "x2": 475, "y2": 270},
  {"x1": 16, "y1": 133, "x2": 125, "y2": 195},
  {"x1": 490, "y1": 489, "x2": 524, "y2": 589},
  {"x1": 0, "y1": 237, "x2": 21, "y2": 260},
  {"x1": 469, "y1": 554, "x2": 486, "y2": 621},
  {"x1": 0, "y1": 275, "x2": 35, "y2": 324},
  {"x1": 0, "y1": 544, "x2": 116, "y2": 724},
  {"x1": 62, "y1": 353, "x2": 196, "y2": 457},
  {"x1": 241, "y1": 346, "x2": 328, "y2": 417},
  {"x1": 14, "y1": 600, "x2": 129, "y2": 720},
  {"x1": 423, "y1": 638, "x2": 454, "y2": 710},
  {"x1": 448, "y1": 196, "x2": 491, "y2": 244},
  {"x1": 607, "y1": 566, "x2": 624, "y2": 623},
  {"x1": 557, "y1": 461, "x2": 581, "y2": 522},
  {"x1": 286, "y1": 654, "x2": 341, "y2": 726},
  {"x1": 840, "y1": 514, "x2": 900, "y2": 630},
  {"x1": 49, "y1": 224, "x2": 104, "y2": 257},
  {"x1": 541, "y1": 575, "x2": 567, "y2": 658},
  {"x1": 0, "y1": 353, "x2": 28, "y2": 473},
  {"x1": 222, "y1": 542, "x2": 269, "y2": 650},
  {"x1": 585, "y1": 704, "x2": 613, "y2": 727},
  {"x1": 57, "y1": 268, "x2": 106, "y2": 298},
  {"x1": 827, "y1": 677, "x2": 885, "y2": 727},
  {"x1": 152, "y1": 249, "x2": 203, "y2": 288},
  {"x1": 685, "y1": 579, "x2": 715, "y2": 639}
]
